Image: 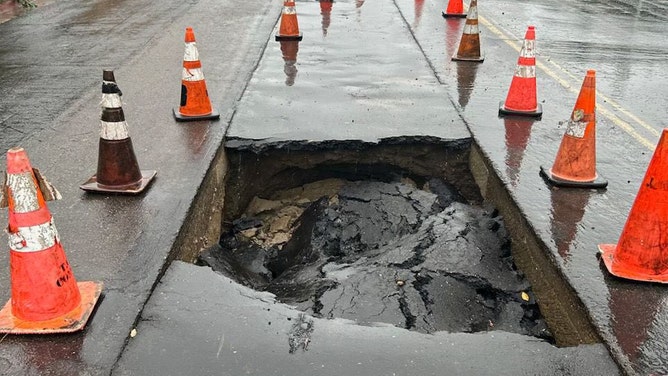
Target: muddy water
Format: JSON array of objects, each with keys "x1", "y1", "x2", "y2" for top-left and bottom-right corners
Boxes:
[{"x1": 200, "y1": 178, "x2": 552, "y2": 340}]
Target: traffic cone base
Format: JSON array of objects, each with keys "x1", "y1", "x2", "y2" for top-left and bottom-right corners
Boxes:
[
  {"x1": 80, "y1": 169, "x2": 157, "y2": 194},
  {"x1": 499, "y1": 101, "x2": 543, "y2": 118},
  {"x1": 275, "y1": 33, "x2": 303, "y2": 42},
  {"x1": 539, "y1": 165, "x2": 607, "y2": 189},
  {"x1": 0, "y1": 281, "x2": 103, "y2": 334},
  {"x1": 599, "y1": 244, "x2": 668, "y2": 283},
  {"x1": 442, "y1": 11, "x2": 467, "y2": 18},
  {"x1": 173, "y1": 107, "x2": 220, "y2": 122},
  {"x1": 452, "y1": 50, "x2": 484, "y2": 62}
]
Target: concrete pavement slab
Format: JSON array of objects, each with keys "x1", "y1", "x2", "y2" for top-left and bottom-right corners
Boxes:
[
  {"x1": 226, "y1": 0, "x2": 469, "y2": 148},
  {"x1": 114, "y1": 261, "x2": 619, "y2": 376}
]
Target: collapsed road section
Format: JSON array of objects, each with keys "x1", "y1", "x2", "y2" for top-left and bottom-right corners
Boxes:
[
  {"x1": 116, "y1": 140, "x2": 619, "y2": 376},
  {"x1": 115, "y1": 133, "x2": 617, "y2": 375},
  {"x1": 200, "y1": 176, "x2": 550, "y2": 339}
]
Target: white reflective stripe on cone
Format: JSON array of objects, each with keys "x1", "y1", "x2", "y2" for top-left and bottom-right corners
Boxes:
[
  {"x1": 466, "y1": 6, "x2": 478, "y2": 21},
  {"x1": 521, "y1": 40, "x2": 535, "y2": 58},
  {"x1": 514, "y1": 65, "x2": 536, "y2": 78},
  {"x1": 6, "y1": 172, "x2": 40, "y2": 213},
  {"x1": 565, "y1": 119, "x2": 588, "y2": 138},
  {"x1": 462, "y1": 23, "x2": 479, "y2": 35},
  {"x1": 100, "y1": 121, "x2": 130, "y2": 140},
  {"x1": 183, "y1": 42, "x2": 200, "y2": 62},
  {"x1": 182, "y1": 67, "x2": 205, "y2": 81},
  {"x1": 8, "y1": 217, "x2": 59, "y2": 253},
  {"x1": 100, "y1": 93, "x2": 123, "y2": 109},
  {"x1": 565, "y1": 109, "x2": 588, "y2": 138},
  {"x1": 283, "y1": 6, "x2": 296, "y2": 14}
]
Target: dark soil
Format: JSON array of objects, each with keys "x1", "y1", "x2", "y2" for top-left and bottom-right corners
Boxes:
[{"x1": 199, "y1": 178, "x2": 552, "y2": 340}]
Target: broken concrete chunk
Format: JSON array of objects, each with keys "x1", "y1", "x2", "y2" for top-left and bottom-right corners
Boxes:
[{"x1": 245, "y1": 197, "x2": 283, "y2": 216}]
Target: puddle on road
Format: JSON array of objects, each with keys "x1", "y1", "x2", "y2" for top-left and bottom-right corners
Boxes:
[{"x1": 196, "y1": 142, "x2": 553, "y2": 341}]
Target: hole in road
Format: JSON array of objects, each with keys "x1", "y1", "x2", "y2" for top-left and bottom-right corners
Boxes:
[{"x1": 197, "y1": 141, "x2": 553, "y2": 342}]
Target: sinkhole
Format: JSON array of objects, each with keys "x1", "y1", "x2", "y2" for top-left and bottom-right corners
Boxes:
[{"x1": 191, "y1": 139, "x2": 598, "y2": 345}]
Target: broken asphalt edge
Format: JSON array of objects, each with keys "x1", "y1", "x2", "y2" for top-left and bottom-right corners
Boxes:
[
  {"x1": 108, "y1": 3, "x2": 288, "y2": 374},
  {"x1": 467, "y1": 142, "x2": 631, "y2": 374}
]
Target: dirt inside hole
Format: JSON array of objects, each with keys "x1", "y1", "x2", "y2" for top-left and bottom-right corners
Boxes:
[{"x1": 199, "y1": 176, "x2": 553, "y2": 341}]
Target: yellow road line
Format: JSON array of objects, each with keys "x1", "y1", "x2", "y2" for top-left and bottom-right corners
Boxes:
[{"x1": 478, "y1": 15, "x2": 657, "y2": 150}]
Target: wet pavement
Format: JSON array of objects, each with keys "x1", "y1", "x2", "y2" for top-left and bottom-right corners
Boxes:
[
  {"x1": 0, "y1": 0, "x2": 282, "y2": 374},
  {"x1": 393, "y1": 0, "x2": 668, "y2": 374},
  {"x1": 120, "y1": 0, "x2": 619, "y2": 374},
  {"x1": 115, "y1": 260, "x2": 618, "y2": 376},
  {"x1": 0, "y1": 0, "x2": 667, "y2": 374},
  {"x1": 226, "y1": 0, "x2": 469, "y2": 146}
]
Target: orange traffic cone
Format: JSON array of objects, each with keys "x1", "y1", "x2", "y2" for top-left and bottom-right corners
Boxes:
[
  {"x1": 81, "y1": 70, "x2": 157, "y2": 194},
  {"x1": 0, "y1": 148, "x2": 103, "y2": 334},
  {"x1": 599, "y1": 129, "x2": 668, "y2": 283},
  {"x1": 540, "y1": 70, "x2": 607, "y2": 188},
  {"x1": 173, "y1": 27, "x2": 220, "y2": 122},
  {"x1": 442, "y1": 0, "x2": 467, "y2": 18},
  {"x1": 499, "y1": 26, "x2": 542, "y2": 118},
  {"x1": 276, "y1": 1, "x2": 303, "y2": 41},
  {"x1": 452, "y1": 0, "x2": 483, "y2": 62}
]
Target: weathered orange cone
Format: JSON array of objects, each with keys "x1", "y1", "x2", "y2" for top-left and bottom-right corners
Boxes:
[
  {"x1": 540, "y1": 70, "x2": 607, "y2": 188},
  {"x1": 81, "y1": 70, "x2": 157, "y2": 194},
  {"x1": 442, "y1": 0, "x2": 466, "y2": 18},
  {"x1": 276, "y1": 0, "x2": 303, "y2": 41},
  {"x1": 599, "y1": 129, "x2": 668, "y2": 283},
  {"x1": 173, "y1": 27, "x2": 220, "y2": 121},
  {"x1": 0, "y1": 148, "x2": 103, "y2": 334},
  {"x1": 499, "y1": 26, "x2": 542, "y2": 118},
  {"x1": 452, "y1": 0, "x2": 483, "y2": 62}
]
